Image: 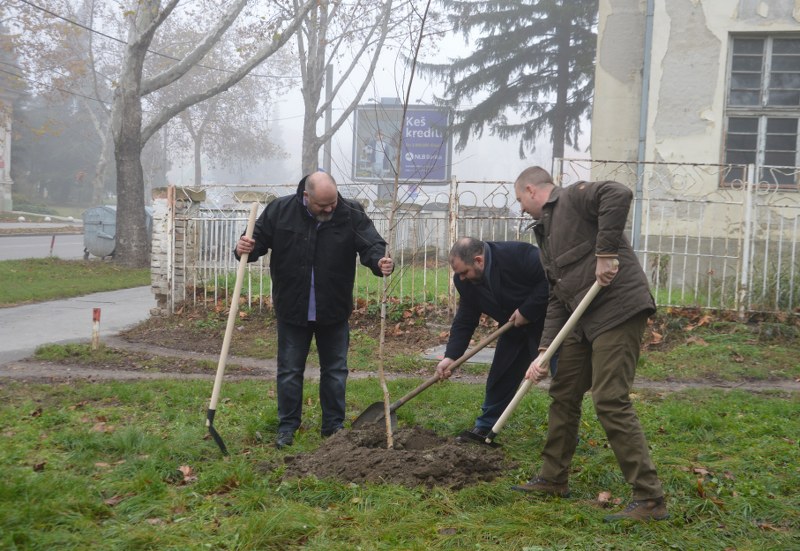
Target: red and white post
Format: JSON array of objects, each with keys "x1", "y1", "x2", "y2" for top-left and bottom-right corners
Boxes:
[{"x1": 91, "y1": 308, "x2": 101, "y2": 350}]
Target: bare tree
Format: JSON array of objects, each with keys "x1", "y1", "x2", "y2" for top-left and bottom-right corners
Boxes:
[
  {"x1": 4, "y1": 0, "x2": 121, "y2": 203},
  {"x1": 282, "y1": 0, "x2": 405, "y2": 175},
  {"x1": 147, "y1": 21, "x2": 291, "y2": 187}
]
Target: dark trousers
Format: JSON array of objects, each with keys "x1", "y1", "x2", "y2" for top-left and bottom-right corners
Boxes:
[
  {"x1": 539, "y1": 312, "x2": 663, "y2": 500},
  {"x1": 476, "y1": 330, "x2": 556, "y2": 431},
  {"x1": 276, "y1": 319, "x2": 349, "y2": 435}
]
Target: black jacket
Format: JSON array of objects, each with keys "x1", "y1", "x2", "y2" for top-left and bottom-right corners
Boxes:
[
  {"x1": 241, "y1": 176, "x2": 387, "y2": 325},
  {"x1": 445, "y1": 241, "x2": 549, "y2": 360}
]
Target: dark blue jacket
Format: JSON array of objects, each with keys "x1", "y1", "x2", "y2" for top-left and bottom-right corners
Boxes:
[
  {"x1": 240, "y1": 176, "x2": 387, "y2": 326},
  {"x1": 445, "y1": 241, "x2": 549, "y2": 360}
]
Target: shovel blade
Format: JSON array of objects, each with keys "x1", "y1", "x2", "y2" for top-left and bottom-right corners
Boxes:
[{"x1": 352, "y1": 402, "x2": 398, "y2": 430}]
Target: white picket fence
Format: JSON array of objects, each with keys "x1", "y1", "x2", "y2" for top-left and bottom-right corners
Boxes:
[{"x1": 152, "y1": 160, "x2": 800, "y2": 317}]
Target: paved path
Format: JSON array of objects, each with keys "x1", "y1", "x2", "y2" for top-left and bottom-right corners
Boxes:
[
  {"x1": 1, "y1": 287, "x2": 797, "y2": 394},
  {"x1": 0, "y1": 286, "x2": 154, "y2": 364}
]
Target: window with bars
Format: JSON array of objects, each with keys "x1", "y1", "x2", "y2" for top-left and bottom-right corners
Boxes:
[{"x1": 724, "y1": 36, "x2": 800, "y2": 188}]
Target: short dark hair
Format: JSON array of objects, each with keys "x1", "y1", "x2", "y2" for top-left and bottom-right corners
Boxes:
[
  {"x1": 514, "y1": 166, "x2": 553, "y2": 191},
  {"x1": 449, "y1": 237, "x2": 484, "y2": 265}
]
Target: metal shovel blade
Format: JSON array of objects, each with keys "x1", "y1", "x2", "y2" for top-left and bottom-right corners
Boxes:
[
  {"x1": 351, "y1": 320, "x2": 515, "y2": 431},
  {"x1": 351, "y1": 401, "x2": 398, "y2": 429}
]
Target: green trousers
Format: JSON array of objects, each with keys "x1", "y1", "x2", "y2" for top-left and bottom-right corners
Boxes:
[{"x1": 539, "y1": 311, "x2": 663, "y2": 500}]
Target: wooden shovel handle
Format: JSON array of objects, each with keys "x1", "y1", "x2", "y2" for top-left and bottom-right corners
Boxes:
[
  {"x1": 389, "y1": 320, "x2": 515, "y2": 410},
  {"x1": 486, "y1": 278, "x2": 607, "y2": 441},
  {"x1": 208, "y1": 202, "x2": 259, "y2": 415}
]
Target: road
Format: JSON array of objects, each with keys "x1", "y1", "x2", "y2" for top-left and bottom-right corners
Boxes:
[
  {"x1": 0, "y1": 233, "x2": 85, "y2": 260},
  {"x1": 0, "y1": 286, "x2": 154, "y2": 365}
]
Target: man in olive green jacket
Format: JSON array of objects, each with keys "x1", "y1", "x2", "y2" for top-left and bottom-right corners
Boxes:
[{"x1": 511, "y1": 166, "x2": 667, "y2": 522}]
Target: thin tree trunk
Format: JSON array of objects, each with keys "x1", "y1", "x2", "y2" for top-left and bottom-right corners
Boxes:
[
  {"x1": 194, "y1": 133, "x2": 203, "y2": 186},
  {"x1": 552, "y1": 10, "x2": 571, "y2": 160}
]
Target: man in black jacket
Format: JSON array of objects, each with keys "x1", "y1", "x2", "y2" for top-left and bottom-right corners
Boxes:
[
  {"x1": 436, "y1": 237, "x2": 552, "y2": 446},
  {"x1": 236, "y1": 172, "x2": 393, "y2": 449}
]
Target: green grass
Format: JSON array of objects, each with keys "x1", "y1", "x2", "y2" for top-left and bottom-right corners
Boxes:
[
  {"x1": 639, "y1": 319, "x2": 800, "y2": 382},
  {"x1": 0, "y1": 378, "x2": 797, "y2": 550},
  {"x1": 0, "y1": 258, "x2": 150, "y2": 306},
  {"x1": 210, "y1": 264, "x2": 454, "y2": 308}
]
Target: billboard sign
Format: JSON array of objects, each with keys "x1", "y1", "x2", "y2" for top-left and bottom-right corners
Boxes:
[{"x1": 352, "y1": 103, "x2": 451, "y2": 184}]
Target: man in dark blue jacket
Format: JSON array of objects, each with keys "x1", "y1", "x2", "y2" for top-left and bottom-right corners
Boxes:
[
  {"x1": 236, "y1": 172, "x2": 393, "y2": 449},
  {"x1": 436, "y1": 237, "x2": 552, "y2": 446}
]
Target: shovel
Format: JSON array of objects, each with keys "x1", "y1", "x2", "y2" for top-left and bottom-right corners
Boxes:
[
  {"x1": 206, "y1": 202, "x2": 259, "y2": 455},
  {"x1": 351, "y1": 320, "x2": 515, "y2": 429},
  {"x1": 484, "y1": 274, "x2": 611, "y2": 445}
]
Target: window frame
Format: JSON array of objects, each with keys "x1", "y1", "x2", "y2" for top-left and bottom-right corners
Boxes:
[{"x1": 723, "y1": 34, "x2": 800, "y2": 190}]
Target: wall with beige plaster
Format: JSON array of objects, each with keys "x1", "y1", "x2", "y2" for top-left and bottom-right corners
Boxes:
[{"x1": 592, "y1": 0, "x2": 800, "y2": 172}]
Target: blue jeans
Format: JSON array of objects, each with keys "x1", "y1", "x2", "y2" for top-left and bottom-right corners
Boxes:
[{"x1": 276, "y1": 319, "x2": 349, "y2": 435}]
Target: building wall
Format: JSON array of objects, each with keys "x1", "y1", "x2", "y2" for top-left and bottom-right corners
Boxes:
[{"x1": 593, "y1": 0, "x2": 800, "y2": 172}]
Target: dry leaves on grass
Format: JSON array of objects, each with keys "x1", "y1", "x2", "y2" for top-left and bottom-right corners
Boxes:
[
  {"x1": 177, "y1": 465, "x2": 198, "y2": 484},
  {"x1": 596, "y1": 491, "x2": 623, "y2": 508}
]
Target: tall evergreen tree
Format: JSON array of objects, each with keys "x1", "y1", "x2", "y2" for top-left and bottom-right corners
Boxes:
[{"x1": 421, "y1": 0, "x2": 597, "y2": 159}]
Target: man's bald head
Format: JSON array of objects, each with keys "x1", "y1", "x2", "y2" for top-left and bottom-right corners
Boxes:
[{"x1": 304, "y1": 171, "x2": 339, "y2": 222}]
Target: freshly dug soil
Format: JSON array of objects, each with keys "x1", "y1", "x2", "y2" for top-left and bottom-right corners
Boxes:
[{"x1": 282, "y1": 425, "x2": 514, "y2": 490}]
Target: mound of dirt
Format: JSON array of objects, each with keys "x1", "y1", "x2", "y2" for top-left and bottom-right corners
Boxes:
[{"x1": 282, "y1": 426, "x2": 514, "y2": 490}]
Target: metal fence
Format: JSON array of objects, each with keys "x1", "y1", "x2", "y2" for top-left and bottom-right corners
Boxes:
[{"x1": 157, "y1": 160, "x2": 800, "y2": 317}]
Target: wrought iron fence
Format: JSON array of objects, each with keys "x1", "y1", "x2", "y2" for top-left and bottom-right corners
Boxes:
[{"x1": 152, "y1": 161, "x2": 800, "y2": 317}]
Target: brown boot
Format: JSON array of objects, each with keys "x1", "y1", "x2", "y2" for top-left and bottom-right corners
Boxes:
[
  {"x1": 604, "y1": 497, "x2": 669, "y2": 522},
  {"x1": 511, "y1": 476, "x2": 570, "y2": 497}
]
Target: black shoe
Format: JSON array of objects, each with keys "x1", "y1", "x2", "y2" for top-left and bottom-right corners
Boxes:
[
  {"x1": 275, "y1": 431, "x2": 294, "y2": 449},
  {"x1": 455, "y1": 427, "x2": 500, "y2": 448},
  {"x1": 321, "y1": 426, "x2": 343, "y2": 438}
]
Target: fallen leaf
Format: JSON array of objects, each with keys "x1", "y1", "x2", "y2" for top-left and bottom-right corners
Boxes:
[
  {"x1": 30, "y1": 407, "x2": 43, "y2": 418},
  {"x1": 94, "y1": 462, "x2": 111, "y2": 468},
  {"x1": 104, "y1": 493, "x2": 134, "y2": 506},
  {"x1": 696, "y1": 478, "x2": 705, "y2": 498},
  {"x1": 178, "y1": 465, "x2": 198, "y2": 484},
  {"x1": 68, "y1": 401, "x2": 89, "y2": 410},
  {"x1": 686, "y1": 336, "x2": 709, "y2": 346},
  {"x1": 710, "y1": 497, "x2": 726, "y2": 509},
  {"x1": 697, "y1": 315, "x2": 713, "y2": 327},
  {"x1": 693, "y1": 466, "x2": 711, "y2": 476},
  {"x1": 438, "y1": 528, "x2": 457, "y2": 535},
  {"x1": 597, "y1": 491, "x2": 613, "y2": 507},
  {"x1": 33, "y1": 461, "x2": 46, "y2": 472},
  {"x1": 91, "y1": 422, "x2": 115, "y2": 433},
  {"x1": 146, "y1": 518, "x2": 166, "y2": 525}
]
